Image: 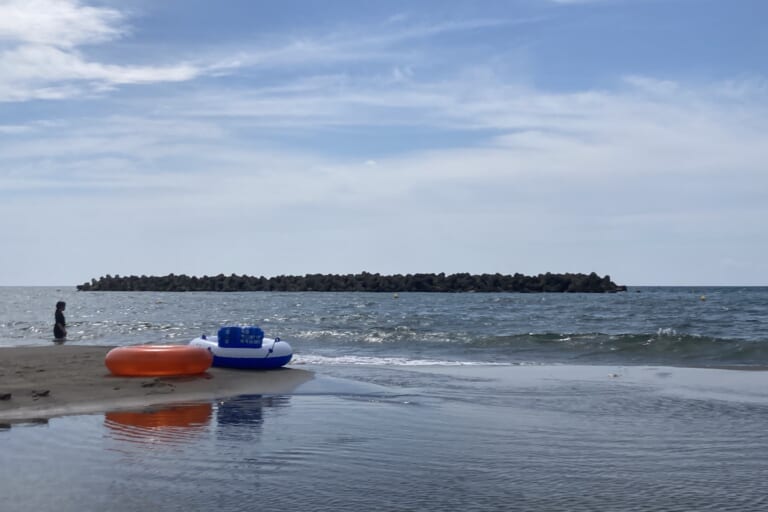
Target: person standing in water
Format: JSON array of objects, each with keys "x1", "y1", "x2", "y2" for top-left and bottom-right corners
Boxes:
[{"x1": 54, "y1": 301, "x2": 67, "y2": 340}]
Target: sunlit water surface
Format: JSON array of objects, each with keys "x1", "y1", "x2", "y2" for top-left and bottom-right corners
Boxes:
[
  {"x1": 3, "y1": 287, "x2": 768, "y2": 510},
  {"x1": 3, "y1": 364, "x2": 768, "y2": 512}
]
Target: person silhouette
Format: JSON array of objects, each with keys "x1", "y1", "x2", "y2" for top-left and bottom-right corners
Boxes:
[{"x1": 54, "y1": 301, "x2": 67, "y2": 341}]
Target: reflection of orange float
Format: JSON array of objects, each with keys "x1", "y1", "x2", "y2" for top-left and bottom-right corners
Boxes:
[
  {"x1": 105, "y1": 403, "x2": 213, "y2": 429},
  {"x1": 105, "y1": 345, "x2": 213, "y2": 376}
]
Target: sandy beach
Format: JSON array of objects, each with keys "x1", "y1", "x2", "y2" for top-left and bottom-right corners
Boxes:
[{"x1": 0, "y1": 345, "x2": 314, "y2": 424}]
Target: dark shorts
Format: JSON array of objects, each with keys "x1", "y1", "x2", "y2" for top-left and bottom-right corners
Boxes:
[{"x1": 54, "y1": 327, "x2": 66, "y2": 339}]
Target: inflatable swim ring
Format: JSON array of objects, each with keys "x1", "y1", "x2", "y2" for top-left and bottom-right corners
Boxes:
[
  {"x1": 189, "y1": 329, "x2": 292, "y2": 370},
  {"x1": 105, "y1": 345, "x2": 213, "y2": 377}
]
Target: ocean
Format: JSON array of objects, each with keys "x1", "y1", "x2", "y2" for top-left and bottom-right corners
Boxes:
[{"x1": 2, "y1": 286, "x2": 768, "y2": 511}]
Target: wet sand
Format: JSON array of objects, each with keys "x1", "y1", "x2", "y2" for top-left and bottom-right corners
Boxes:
[{"x1": 0, "y1": 346, "x2": 313, "y2": 423}]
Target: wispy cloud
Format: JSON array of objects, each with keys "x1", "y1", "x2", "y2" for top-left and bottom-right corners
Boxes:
[
  {"x1": 1, "y1": 1, "x2": 765, "y2": 285},
  {"x1": 0, "y1": 0, "x2": 124, "y2": 47},
  {"x1": 3, "y1": 72, "x2": 765, "y2": 196},
  {"x1": 211, "y1": 17, "x2": 530, "y2": 74},
  {"x1": 0, "y1": 0, "x2": 211, "y2": 101},
  {"x1": 0, "y1": 2, "x2": 526, "y2": 102}
]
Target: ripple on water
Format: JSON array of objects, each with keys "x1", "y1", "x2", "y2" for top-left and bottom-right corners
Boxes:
[{"x1": 3, "y1": 364, "x2": 768, "y2": 511}]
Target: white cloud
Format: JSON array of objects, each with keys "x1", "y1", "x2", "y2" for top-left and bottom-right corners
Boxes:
[
  {"x1": 0, "y1": 6, "x2": 537, "y2": 103},
  {"x1": 1, "y1": 44, "x2": 199, "y2": 84},
  {"x1": 3, "y1": 74, "x2": 766, "y2": 209},
  {"x1": 0, "y1": 123, "x2": 32, "y2": 134},
  {"x1": 0, "y1": 0, "x2": 124, "y2": 47},
  {"x1": 0, "y1": 7, "x2": 765, "y2": 285},
  {"x1": 0, "y1": 0, "x2": 209, "y2": 101},
  {"x1": 623, "y1": 75, "x2": 681, "y2": 95},
  {"x1": 2, "y1": 71, "x2": 767, "y2": 285},
  {"x1": 211, "y1": 17, "x2": 535, "y2": 73}
]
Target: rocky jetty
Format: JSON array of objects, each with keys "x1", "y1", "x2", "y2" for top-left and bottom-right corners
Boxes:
[{"x1": 77, "y1": 272, "x2": 627, "y2": 293}]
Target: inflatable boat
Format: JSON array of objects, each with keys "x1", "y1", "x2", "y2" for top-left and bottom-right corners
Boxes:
[{"x1": 189, "y1": 326, "x2": 292, "y2": 370}]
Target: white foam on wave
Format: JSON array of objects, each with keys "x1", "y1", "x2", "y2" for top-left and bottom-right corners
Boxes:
[{"x1": 291, "y1": 354, "x2": 514, "y2": 366}]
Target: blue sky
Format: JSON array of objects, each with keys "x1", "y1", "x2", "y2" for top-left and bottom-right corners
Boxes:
[{"x1": 1, "y1": 0, "x2": 766, "y2": 286}]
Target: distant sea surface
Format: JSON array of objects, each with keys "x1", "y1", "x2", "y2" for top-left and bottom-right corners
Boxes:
[
  {"x1": 2, "y1": 286, "x2": 768, "y2": 511},
  {"x1": 1, "y1": 286, "x2": 767, "y2": 367}
]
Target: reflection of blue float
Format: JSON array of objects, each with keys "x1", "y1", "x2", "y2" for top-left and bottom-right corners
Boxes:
[
  {"x1": 189, "y1": 326, "x2": 292, "y2": 369},
  {"x1": 216, "y1": 395, "x2": 267, "y2": 427}
]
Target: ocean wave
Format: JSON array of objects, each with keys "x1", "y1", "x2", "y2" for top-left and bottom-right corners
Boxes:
[
  {"x1": 464, "y1": 332, "x2": 768, "y2": 365},
  {"x1": 292, "y1": 354, "x2": 515, "y2": 367},
  {"x1": 291, "y1": 330, "x2": 768, "y2": 366}
]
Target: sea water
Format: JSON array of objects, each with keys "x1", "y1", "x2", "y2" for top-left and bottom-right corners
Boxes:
[
  {"x1": 2, "y1": 286, "x2": 767, "y2": 366},
  {"x1": 1, "y1": 287, "x2": 768, "y2": 511}
]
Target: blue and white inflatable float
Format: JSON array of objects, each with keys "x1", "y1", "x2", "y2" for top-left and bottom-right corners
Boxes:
[{"x1": 189, "y1": 326, "x2": 292, "y2": 369}]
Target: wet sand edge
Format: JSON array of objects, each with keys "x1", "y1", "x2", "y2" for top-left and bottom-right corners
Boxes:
[{"x1": 0, "y1": 345, "x2": 314, "y2": 424}]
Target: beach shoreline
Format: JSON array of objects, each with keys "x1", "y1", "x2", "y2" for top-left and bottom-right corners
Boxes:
[
  {"x1": 3, "y1": 345, "x2": 767, "y2": 425},
  {"x1": 0, "y1": 345, "x2": 314, "y2": 424}
]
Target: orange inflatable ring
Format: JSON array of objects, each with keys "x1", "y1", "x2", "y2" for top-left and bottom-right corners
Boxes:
[{"x1": 105, "y1": 345, "x2": 213, "y2": 377}]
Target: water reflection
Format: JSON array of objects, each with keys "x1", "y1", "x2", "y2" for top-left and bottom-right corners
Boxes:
[
  {"x1": 214, "y1": 394, "x2": 291, "y2": 441},
  {"x1": 0, "y1": 417, "x2": 49, "y2": 430},
  {"x1": 102, "y1": 369, "x2": 312, "y2": 447},
  {"x1": 216, "y1": 395, "x2": 267, "y2": 427},
  {"x1": 103, "y1": 394, "x2": 295, "y2": 446},
  {"x1": 104, "y1": 402, "x2": 213, "y2": 446}
]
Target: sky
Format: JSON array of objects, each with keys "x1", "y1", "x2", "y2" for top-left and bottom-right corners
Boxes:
[{"x1": 1, "y1": 0, "x2": 766, "y2": 287}]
